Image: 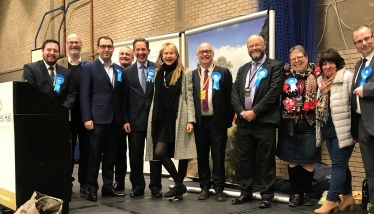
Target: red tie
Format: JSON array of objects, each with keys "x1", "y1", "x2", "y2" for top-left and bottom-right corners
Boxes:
[{"x1": 202, "y1": 69, "x2": 209, "y2": 112}]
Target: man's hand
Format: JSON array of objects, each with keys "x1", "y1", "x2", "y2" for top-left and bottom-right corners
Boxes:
[
  {"x1": 124, "y1": 123, "x2": 131, "y2": 133},
  {"x1": 186, "y1": 122, "x2": 194, "y2": 133},
  {"x1": 84, "y1": 120, "x2": 94, "y2": 130},
  {"x1": 353, "y1": 86, "x2": 364, "y2": 98},
  {"x1": 242, "y1": 110, "x2": 257, "y2": 122}
]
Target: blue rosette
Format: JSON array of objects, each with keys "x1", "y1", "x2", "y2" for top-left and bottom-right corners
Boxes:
[
  {"x1": 81, "y1": 61, "x2": 87, "y2": 67},
  {"x1": 286, "y1": 77, "x2": 298, "y2": 92},
  {"x1": 147, "y1": 66, "x2": 155, "y2": 83},
  {"x1": 211, "y1": 71, "x2": 221, "y2": 90},
  {"x1": 115, "y1": 66, "x2": 122, "y2": 82},
  {"x1": 53, "y1": 74, "x2": 65, "y2": 93},
  {"x1": 254, "y1": 68, "x2": 268, "y2": 87},
  {"x1": 360, "y1": 66, "x2": 373, "y2": 86}
]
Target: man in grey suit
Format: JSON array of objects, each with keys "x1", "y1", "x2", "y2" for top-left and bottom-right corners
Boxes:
[{"x1": 351, "y1": 25, "x2": 374, "y2": 214}]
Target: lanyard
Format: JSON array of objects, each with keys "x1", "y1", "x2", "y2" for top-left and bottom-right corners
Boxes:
[
  {"x1": 247, "y1": 62, "x2": 263, "y2": 87},
  {"x1": 198, "y1": 64, "x2": 216, "y2": 89}
]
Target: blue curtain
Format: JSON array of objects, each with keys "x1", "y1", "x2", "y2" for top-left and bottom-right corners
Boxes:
[{"x1": 258, "y1": 0, "x2": 317, "y2": 64}]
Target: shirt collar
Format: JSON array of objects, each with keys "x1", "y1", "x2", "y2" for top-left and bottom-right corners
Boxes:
[
  {"x1": 99, "y1": 57, "x2": 113, "y2": 67},
  {"x1": 200, "y1": 63, "x2": 214, "y2": 72},
  {"x1": 43, "y1": 60, "x2": 56, "y2": 71},
  {"x1": 68, "y1": 56, "x2": 82, "y2": 65},
  {"x1": 364, "y1": 50, "x2": 374, "y2": 63},
  {"x1": 137, "y1": 61, "x2": 148, "y2": 69},
  {"x1": 252, "y1": 54, "x2": 267, "y2": 66}
]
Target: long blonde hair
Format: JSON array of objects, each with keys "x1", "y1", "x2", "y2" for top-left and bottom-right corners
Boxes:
[{"x1": 155, "y1": 42, "x2": 185, "y2": 86}]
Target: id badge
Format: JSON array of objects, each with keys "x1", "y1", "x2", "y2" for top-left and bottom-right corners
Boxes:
[
  {"x1": 200, "y1": 90, "x2": 206, "y2": 100},
  {"x1": 295, "y1": 96, "x2": 303, "y2": 107},
  {"x1": 244, "y1": 87, "x2": 251, "y2": 97}
]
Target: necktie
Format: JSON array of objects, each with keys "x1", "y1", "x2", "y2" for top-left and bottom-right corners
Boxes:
[
  {"x1": 352, "y1": 58, "x2": 367, "y2": 111},
  {"x1": 245, "y1": 63, "x2": 257, "y2": 110},
  {"x1": 140, "y1": 65, "x2": 146, "y2": 93},
  {"x1": 202, "y1": 69, "x2": 209, "y2": 112},
  {"x1": 49, "y1": 66, "x2": 55, "y2": 82}
]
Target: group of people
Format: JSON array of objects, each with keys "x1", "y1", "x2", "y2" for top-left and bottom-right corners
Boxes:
[{"x1": 21, "y1": 24, "x2": 374, "y2": 214}]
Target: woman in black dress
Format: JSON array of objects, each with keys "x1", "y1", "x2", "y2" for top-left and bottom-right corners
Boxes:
[{"x1": 146, "y1": 42, "x2": 196, "y2": 200}]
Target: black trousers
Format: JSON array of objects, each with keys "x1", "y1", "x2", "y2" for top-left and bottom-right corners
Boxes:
[
  {"x1": 114, "y1": 131, "x2": 127, "y2": 187},
  {"x1": 195, "y1": 116, "x2": 227, "y2": 191},
  {"x1": 237, "y1": 122, "x2": 276, "y2": 200},
  {"x1": 358, "y1": 115, "x2": 374, "y2": 204},
  {"x1": 71, "y1": 119, "x2": 90, "y2": 186},
  {"x1": 128, "y1": 130, "x2": 162, "y2": 191},
  {"x1": 86, "y1": 120, "x2": 121, "y2": 193}
]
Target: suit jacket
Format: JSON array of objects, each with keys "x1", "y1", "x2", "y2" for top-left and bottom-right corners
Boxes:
[
  {"x1": 80, "y1": 58, "x2": 124, "y2": 125},
  {"x1": 231, "y1": 56, "x2": 284, "y2": 127},
  {"x1": 22, "y1": 60, "x2": 76, "y2": 109},
  {"x1": 122, "y1": 60, "x2": 155, "y2": 132},
  {"x1": 351, "y1": 57, "x2": 374, "y2": 137},
  {"x1": 192, "y1": 65, "x2": 234, "y2": 129}
]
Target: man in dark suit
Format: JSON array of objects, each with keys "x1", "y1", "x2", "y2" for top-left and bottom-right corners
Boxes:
[
  {"x1": 23, "y1": 39, "x2": 76, "y2": 110},
  {"x1": 57, "y1": 33, "x2": 91, "y2": 194},
  {"x1": 123, "y1": 38, "x2": 162, "y2": 198},
  {"x1": 231, "y1": 35, "x2": 284, "y2": 208},
  {"x1": 350, "y1": 25, "x2": 374, "y2": 214},
  {"x1": 192, "y1": 42, "x2": 234, "y2": 202},
  {"x1": 113, "y1": 46, "x2": 134, "y2": 192},
  {"x1": 81, "y1": 36, "x2": 125, "y2": 202}
]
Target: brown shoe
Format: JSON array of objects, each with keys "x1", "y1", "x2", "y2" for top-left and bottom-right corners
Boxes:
[
  {"x1": 314, "y1": 200, "x2": 339, "y2": 214},
  {"x1": 338, "y1": 194, "x2": 355, "y2": 211}
]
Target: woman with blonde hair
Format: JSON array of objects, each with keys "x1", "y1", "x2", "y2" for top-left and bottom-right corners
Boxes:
[{"x1": 145, "y1": 42, "x2": 196, "y2": 200}]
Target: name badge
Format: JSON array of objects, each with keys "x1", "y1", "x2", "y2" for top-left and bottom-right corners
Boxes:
[
  {"x1": 200, "y1": 90, "x2": 206, "y2": 100},
  {"x1": 295, "y1": 96, "x2": 303, "y2": 107},
  {"x1": 244, "y1": 87, "x2": 251, "y2": 97}
]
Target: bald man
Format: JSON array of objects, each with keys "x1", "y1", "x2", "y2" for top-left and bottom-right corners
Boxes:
[
  {"x1": 192, "y1": 42, "x2": 234, "y2": 201},
  {"x1": 231, "y1": 35, "x2": 284, "y2": 208},
  {"x1": 57, "y1": 33, "x2": 91, "y2": 194}
]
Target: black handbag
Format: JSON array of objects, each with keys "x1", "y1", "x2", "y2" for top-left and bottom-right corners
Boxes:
[{"x1": 279, "y1": 119, "x2": 297, "y2": 137}]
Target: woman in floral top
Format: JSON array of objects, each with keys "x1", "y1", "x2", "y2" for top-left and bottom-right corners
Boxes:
[{"x1": 276, "y1": 45, "x2": 321, "y2": 207}]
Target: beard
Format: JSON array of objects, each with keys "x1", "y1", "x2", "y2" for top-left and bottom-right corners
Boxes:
[{"x1": 249, "y1": 50, "x2": 265, "y2": 62}]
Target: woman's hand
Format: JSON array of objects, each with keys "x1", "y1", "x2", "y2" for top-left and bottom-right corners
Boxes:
[{"x1": 186, "y1": 122, "x2": 194, "y2": 133}]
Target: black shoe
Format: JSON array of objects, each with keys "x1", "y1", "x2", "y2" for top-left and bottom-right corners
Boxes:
[
  {"x1": 102, "y1": 189, "x2": 125, "y2": 197},
  {"x1": 215, "y1": 190, "x2": 226, "y2": 202},
  {"x1": 113, "y1": 182, "x2": 125, "y2": 191},
  {"x1": 87, "y1": 192, "x2": 97, "y2": 202},
  {"x1": 198, "y1": 190, "x2": 210, "y2": 200},
  {"x1": 303, "y1": 193, "x2": 313, "y2": 206},
  {"x1": 232, "y1": 195, "x2": 252, "y2": 204},
  {"x1": 130, "y1": 189, "x2": 144, "y2": 198},
  {"x1": 289, "y1": 193, "x2": 304, "y2": 207},
  {"x1": 80, "y1": 185, "x2": 89, "y2": 194},
  {"x1": 259, "y1": 199, "x2": 272, "y2": 208},
  {"x1": 164, "y1": 184, "x2": 187, "y2": 200},
  {"x1": 151, "y1": 189, "x2": 163, "y2": 198}
]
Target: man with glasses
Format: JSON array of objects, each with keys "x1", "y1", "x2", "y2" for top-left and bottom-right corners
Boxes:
[
  {"x1": 23, "y1": 39, "x2": 76, "y2": 109},
  {"x1": 57, "y1": 33, "x2": 91, "y2": 195},
  {"x1": 231, "y1": 35, "x2": 284, "y2": 208},
  {"x1": 122, "y1": 38, "x2": 163, "y2": 198},
  {"x1": 351, "y1": 25, "x2": 374, "y2": 214},
  {"x1": 81, "y1": 36, "x2": 125, "y2": 201},
  {"x1": 192, "y1": 42, "x2": 234, "y2": 202}
]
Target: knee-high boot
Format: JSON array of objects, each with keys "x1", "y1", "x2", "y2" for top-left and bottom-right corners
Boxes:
[
  {"x1": 288, "y1": 165, "x2": 304, "y2": 207},
  {"x1": 302, "y1": 167, "x2": 315, "y2": 206}
]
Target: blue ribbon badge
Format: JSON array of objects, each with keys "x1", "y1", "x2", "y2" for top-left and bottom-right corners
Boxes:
[
  {"x1": 147, "y1": 66, "x2": 155, "y2": 83},
  {"x1": 286, "y1": 77, "x2": 298, "y2": 92},
  {"x1": 115, "y1": 66, "x2": 122, "y2": 82},
  {"x1": 53, "y1": 74, "x2": 65, "y2": 94},
  {"x1": 254, "y1": 68, "x2": 268, "y2": 87},
  {"x1": 211, "y1": 71, "x2": 221, "y2": 90},
  {"x1": 81, "y1": 61, "x2": 87, "y2": 67},
  {"x1": 360, "y1": 66, "x2": 373, "y2": 86}
]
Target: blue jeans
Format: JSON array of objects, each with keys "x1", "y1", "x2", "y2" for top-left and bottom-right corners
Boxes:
[{"x1": 325, "y1": 137, "x2": 354, "y2": 201}]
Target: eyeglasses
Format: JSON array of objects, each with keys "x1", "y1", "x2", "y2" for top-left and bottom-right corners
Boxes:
[
  {"x1": 99, "y1": 45, "x2": 114, "y2": 50},
  {"x1": 354, "y1": 35, "x2": 373, "y2": 45},
  {"x1": 67, "y1": 41, "x2": 81, "y2": 45},
  {"x1": 198, "y1": 50, "x2": 213, "y2": 55},
  {"x1": 247, "y1": 43, "x2": 263, "y2": 49},
  {"x1": 290, "y1": 55, "x2": 304, "y2": 63}
]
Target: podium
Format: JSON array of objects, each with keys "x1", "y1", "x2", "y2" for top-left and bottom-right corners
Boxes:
[{"x1": 0, "y1": 81, "x2": 71, "y2": 213}]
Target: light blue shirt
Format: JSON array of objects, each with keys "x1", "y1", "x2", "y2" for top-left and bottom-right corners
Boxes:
[{"x1": 245, "y1": 54, "x2": 267, "y2": 102}]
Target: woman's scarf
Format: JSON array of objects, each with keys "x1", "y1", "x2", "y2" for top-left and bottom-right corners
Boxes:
[{"x1": 316, "y1": 72, "x2": 337, "y2": 127}]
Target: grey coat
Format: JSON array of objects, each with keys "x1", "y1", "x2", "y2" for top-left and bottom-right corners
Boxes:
[
  {"x1": 316, "y1": 68, "x2": 354, "y2": 148},
  {"x1": 145, "y1": 69, "x2": 197, "y2": 160}
]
